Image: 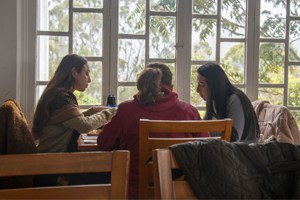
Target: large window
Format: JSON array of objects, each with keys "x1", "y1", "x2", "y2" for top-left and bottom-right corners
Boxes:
[{"x1": 33, "y1": 0, "x2": 300, "y2": 124}]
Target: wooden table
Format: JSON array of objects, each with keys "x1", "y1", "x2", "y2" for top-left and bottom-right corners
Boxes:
[{"x1": 77, "y1": 133, "x2": 99, "y2": 151}]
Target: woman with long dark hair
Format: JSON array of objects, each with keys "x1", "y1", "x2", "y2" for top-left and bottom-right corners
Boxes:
[
  {"x1": 196, "y1": 62, "x2": 259, "y2": 143},
  {"x1": 32, "y1": 54, "x2": 116, "y2": 186},
  {"x1": 32, "y1": 54, "x2": 116, "y2": 153}
]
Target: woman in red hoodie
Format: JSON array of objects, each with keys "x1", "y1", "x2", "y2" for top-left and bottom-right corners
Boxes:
[{"x1": 97, "y1": 63, "x2": 209, "y2": 199}]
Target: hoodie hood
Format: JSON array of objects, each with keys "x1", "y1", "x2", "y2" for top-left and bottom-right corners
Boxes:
[{"x1": 133, "y1": 85, "x2": 179, "y2": 112}]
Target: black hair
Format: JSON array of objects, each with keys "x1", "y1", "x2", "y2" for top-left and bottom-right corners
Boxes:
[{"x1": 197, "y1": 62, "x2": 260, "y2": 141}]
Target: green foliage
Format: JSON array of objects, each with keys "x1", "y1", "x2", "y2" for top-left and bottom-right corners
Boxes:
[{"x1": 74, "y1": 90, "x2": 99, "y2": 104}]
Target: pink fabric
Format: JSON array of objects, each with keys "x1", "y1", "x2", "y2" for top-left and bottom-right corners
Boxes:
[
  {"x1": 252, "y1": 100, "x2": 300, "y2": 145},
  {"x1": 97, "y1": 91, "x2": 208, "y2": 199}
]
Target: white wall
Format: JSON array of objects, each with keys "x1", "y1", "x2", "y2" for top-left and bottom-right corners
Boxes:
[{"x1": 0, "y1": 0, "x2": 17, "y2": 104}]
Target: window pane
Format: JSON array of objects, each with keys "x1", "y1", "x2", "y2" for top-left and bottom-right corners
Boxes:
[
  {"x1": 80, "y1": 61, "x2": 103, "y2": 105},
  {"x1": 150, "y1": 0, "x2": 176, "y2": 12},
  {"x1": 288, "y1": 65, "x2": 300, "y2": 107},
  {"x1": 291, "y1": 111, "x2": 300, "y2": 128},
  {"x1": 192, "y1": 18, "x2": 216, "y2": 61},
  {"x1": 221, "y1": 0, "x2": 246, "y2": 38},
  {"x1": 117, "y1": 86, "x2": 137, "y2": 104},
  {"x1": 37, "y1": 0, "x2": 69, "y2": 32},
  {"x1": 190, "y1": 65, "x2": 206, "y2": 107},
  {"x1": 260, "y1": 0, "x2": 286, "y2": 39},
  {"x1": 149, "y1": 16, "x2": 176, "y2": 59},
  {"x1": 259, "y1": 43, "x2": 284, "y2": 84},
  {"x1": 36, "y1": 85, "x2": 46, "y2": 104},
  {"x1": 193, "y1": 0, "x2": 217, "y2": 15},
  {"x1": 258, "y1": 88, "x2": 283, "y2": 105},
  {"x1": 220, "y1": 42, "x2": 245, "y2": 84},
  {"x1": 73, "y1": 0, "x2": 103, "y2": 8},
  {"x1": 119, "y1": 0, "x2": 145, "y2": 34},
  {"x1": 290, "y1": 0, "x2": 300, "y2": 17},
  {"x1": 73, "y1": 13, "x2": 103, "y2": 57},
  {"x1": 289, "y1": 21, "x2": 300, "y2": 62},
  {"x1": 118, "y1": 39, "x2": 145, "y2": 82},
  {"x1": 37, "y1": 36, "x2": 69, "y2": 81}
]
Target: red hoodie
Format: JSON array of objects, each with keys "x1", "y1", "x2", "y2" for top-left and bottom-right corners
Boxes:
[{"x1": 97, "y1": 88, "x2": 209, "y2": 199}]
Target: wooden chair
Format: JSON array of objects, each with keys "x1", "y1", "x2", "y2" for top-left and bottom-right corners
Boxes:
[
  {"x1": 152, "y1": 148, "x2": 196, "y2": 199},
  {"x1": 138, "y1": 118, "x2": 232, "y2": 199},
  {"x1": 0, "y1": 150, "x2": 130, "y2": 199}
]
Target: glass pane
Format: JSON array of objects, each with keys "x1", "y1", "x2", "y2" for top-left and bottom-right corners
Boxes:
[
  {"x1": 290, "y1": 0, "x2": 300, "y2": 17},
  {"x1": 117, "y1": 86, "x2": 137, "y2": 104},
  {"x1": 36, "y1": 85, "x2": 46, "y2": 104},
  {"x1": 118, "y1": 39, "x2": 145, "y2": 82},
  {"x1": 150, "y1": 0, "x2": 176, "y2": 12},
  {"x1": 220, "y1": 42, "x2": 245, "y2": 84},
  {"x1": 149, "y1": 16, "x2": 176, "y2": 59},
  {"x1": 288, "y1": 65, "x2": 300, "y2": 106},
  {"x1": 193, "y1": 0, "x2": 217, "y2": 15},
  {"x1": 199, "y1": 110, "x2": 206, "y2": 119},
  {"x1": 73, "y1": 0, "x2": 103, "y2": 8},
  {"x1": 37, "y1": 36, "x2": 69, "y2": 81},
  {"x1": 119, "y1": 0, "x2": 145, "y2": 34},
  {"x1": 289, "y1": 21, "x2": 300, "y2": 62},
  {"x1": 291, "y1": 111, "x2": 300, "y2": 128},
  {"x1": 190, "y1": 65, "x2": 206, "y2": 107},
  {"x1": 73, "y1": 13, "x2": 103, "y2": 57},
  {"x1": 192, "y1": 18, "x2": 216, "y2": 61},
  {"x1": 259, "y1": 43, "x2": 284, "y2": 84},
  {"x1": 221, "y1": 0, "x2": 246, "y2": 38},
  {"x1": 37, "y1": 0, "x2": 69, "y2": 32},
  {"x1": 258, "y1": 88, "x2": 283, "y2": 105},
  {"x1": 81, "y1": 61, "x2": 103, "y2": 105},
  {"x1": 260, "y1": 0, "x2": 286, "y2": 39}
]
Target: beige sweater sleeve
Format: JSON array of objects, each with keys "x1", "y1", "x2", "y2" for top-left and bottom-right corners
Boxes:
[
  {"x1": 82, "y1": 106, "x2": 98, "y2": 116},
  {"x1": 62, "y1": 108, "x2": 117, "y2": 133}
]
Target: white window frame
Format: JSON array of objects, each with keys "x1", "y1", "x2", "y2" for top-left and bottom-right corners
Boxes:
[{"x1": 17, "y1": 0, "x2": 300, "y2": 121}]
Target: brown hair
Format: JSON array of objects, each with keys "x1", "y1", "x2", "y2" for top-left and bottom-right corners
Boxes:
[
  {"x1": 32, "y1": 54, "x2": 87, "y2": 139},
  {"x1": 146, "y1": 63, "x2": 173, "y2": 89},
  {"x1": 137, "y1": 68, "x2": 164, "y2": 105}
]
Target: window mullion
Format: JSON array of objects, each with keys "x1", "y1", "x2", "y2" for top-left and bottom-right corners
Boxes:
[
  {"x1": 102, "y1": 0, "x2": 112, "y2": 104},
  {"x1": 108, "y1": 0, "x2": 119, "y2": 99},
  {"x1": 176, "y1": 0, "x2": 192, "y2": 101},
  {"x1": 245, "y1": 0, "x2": 259, "y2": 101}
]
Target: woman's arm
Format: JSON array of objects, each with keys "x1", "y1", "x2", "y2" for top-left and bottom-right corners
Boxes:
[
  {"x1": 62, "y1": 108, "x2": 116, "y2": 133},
  {"x1": 227, "y1": 94, "x2": 245, "y2": 141},
  {"x1": 83, "y1": 105, "x2": 111, "y2": 116}
]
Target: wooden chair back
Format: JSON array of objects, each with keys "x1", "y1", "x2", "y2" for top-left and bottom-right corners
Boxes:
[
  {"x1": 152, "y1": 148, "x2": 196, "y2": 199},
  {"x1": 0, "y1": 151, "x2": 130, "y2": 199},
  {"x1": 138, "y1": 118, "x2": 232, "y2": 199}
]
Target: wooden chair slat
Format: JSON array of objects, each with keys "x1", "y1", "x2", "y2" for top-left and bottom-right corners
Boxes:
[
  {"x1": 0, "y1": 151, "x2": 130, "y2": 199},
  {"x1": 139, "y1": 118, "x2": 232, "y2": 199}
]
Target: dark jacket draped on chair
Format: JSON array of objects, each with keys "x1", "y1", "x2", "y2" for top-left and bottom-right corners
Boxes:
[{"x1": 170, "y1": 139, "x2": 300, "y2": 199}]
